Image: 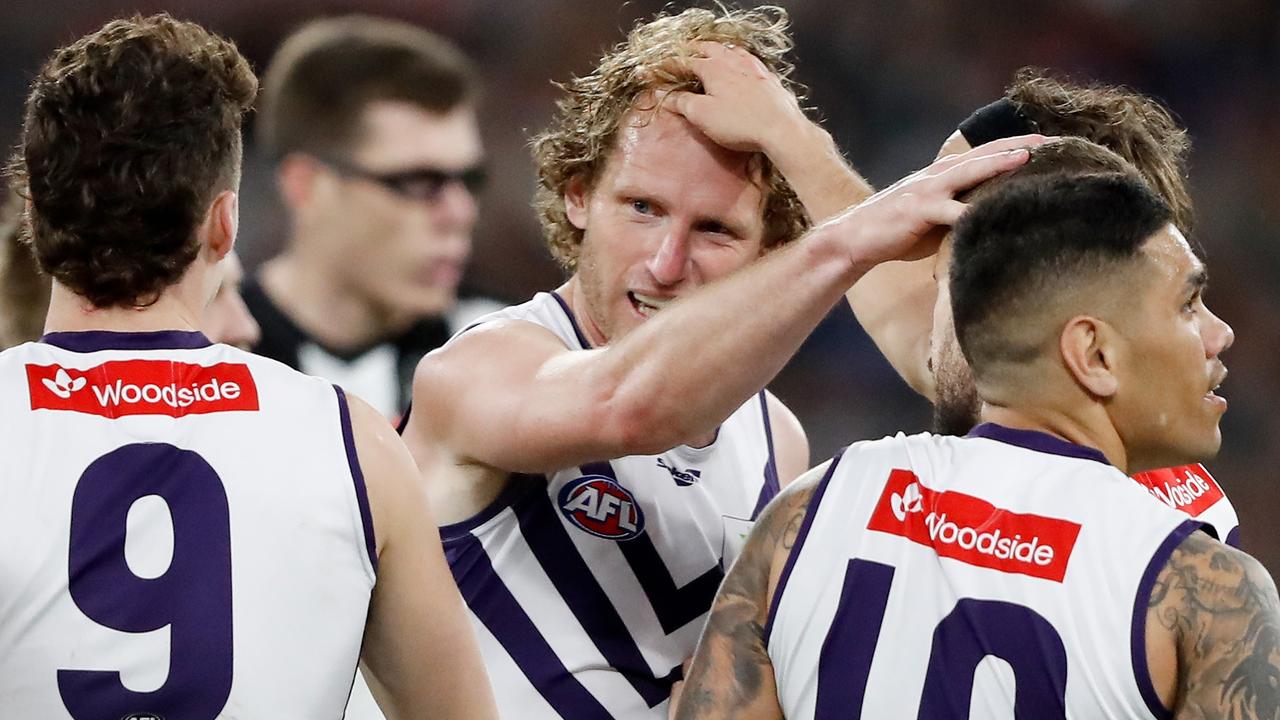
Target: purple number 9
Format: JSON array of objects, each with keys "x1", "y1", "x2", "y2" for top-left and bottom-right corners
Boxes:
[{"x1": 58, "y1": 443, "x2": 233, "y2": 719}]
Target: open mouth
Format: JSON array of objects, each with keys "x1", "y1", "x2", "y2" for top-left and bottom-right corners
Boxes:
[{"x1": 628, "y1": 291, "x2": 672, "y2": 318}]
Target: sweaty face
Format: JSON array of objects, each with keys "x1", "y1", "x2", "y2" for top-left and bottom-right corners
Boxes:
[
  {"x1": 204, "y1": 252, "x2": 260, "y2": 350},
  {"x1": 564, "y1": 108, "x2": 767, "y2": 344},
  {"x1": 309, "y1": 100, "x2": 483, "y2": 319},
  {"x1": 929, "y1": 238, "x2": 982, "y2": 435},
  {"x1": 1109, "y1": 226, "x2": 1233, "y2": 471}
]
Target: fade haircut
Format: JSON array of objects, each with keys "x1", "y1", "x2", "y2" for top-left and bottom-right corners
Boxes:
[
  {"x1": 951, "y1": 164, "x2": 1172, "y2": 382},
  {"x1": 1007, "y1": 68, "x2": 1193, "y2": 232},
  {"x1": 258, "y1": 15, "x2": 477, "y2": 161},
  {"x1": 531, "y1": 5, "x2": 809, "y2": 271},
  {"x1": 9, "y1": 14, "x2": 255, "y2": 308}
]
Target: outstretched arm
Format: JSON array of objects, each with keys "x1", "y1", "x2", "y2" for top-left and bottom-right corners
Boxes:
[
  {"x1": 676, "y1": 463, "x2": 827, "y2": 720},
  {"x1": 414, "y1": 139, "x2": 1041, "y2": 475},
  {"x1": 1145, "y1": 528, "x2": 1280, "y2": 719}
]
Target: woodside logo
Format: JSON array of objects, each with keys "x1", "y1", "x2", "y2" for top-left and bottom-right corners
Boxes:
[
  {"x1": 1131, "y1": 464, "x2": 1225, "y2": 518},
  {"x1": 26, "y1": 361, "x2": 259, "y2": 418},
  {"x1": 867, "y1": 469, "x2": 1082, "y2": 583}
]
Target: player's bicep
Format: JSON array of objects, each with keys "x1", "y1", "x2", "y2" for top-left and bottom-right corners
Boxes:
[
  {"x1": 411, "y1": 321, "x2": 620, "y2": 472},
  {"x1": 1144, "y1": 529, "x2": 1280, "y2": 718},
  {"x1": 348, "y1": 393, "x2": 498, "y2": 720}
]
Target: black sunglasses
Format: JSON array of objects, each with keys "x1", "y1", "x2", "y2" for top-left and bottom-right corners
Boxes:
[{"x1": 319, "y1": 156, "x2": 488, "y2": 201}]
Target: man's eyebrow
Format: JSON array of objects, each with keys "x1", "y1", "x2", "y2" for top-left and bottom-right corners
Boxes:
[{"x1": 1185, "y1": 266, "x2": 1209, "y2": 294}]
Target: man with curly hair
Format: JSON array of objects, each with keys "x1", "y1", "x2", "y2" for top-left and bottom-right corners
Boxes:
[
  {"x1": 0, "y1": 15, "x2": 496, "y2": 718},
  {"x1": 403, "y1": 6, "x2": 1040, "y2": 718}
]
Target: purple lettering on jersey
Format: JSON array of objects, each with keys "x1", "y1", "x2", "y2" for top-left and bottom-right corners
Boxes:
[
  {"x1": 1131, "y1": 520, "x2": 1203, "y2": 720},
  {"x1": 582, "y1": 461, "x2": 725, "y2": 635},
  {"x1": 751, "y1": 391, "x2": 781, "y2": 520},
  {"x1": 815, "y1": 558, "x2": 894, "y2": 717},
  {"x1": 918, "y1": 599, "x2": 1067, "y2": 718},
  {"x1": 814, "y1": 557, "x2": 1068, "y2": 719},
  {"x1": 58, "y1": 443, "x2": 233, "y2": 720}
]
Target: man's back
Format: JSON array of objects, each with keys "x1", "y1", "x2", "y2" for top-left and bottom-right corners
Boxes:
[
  {"x1": 0, "y1": 330, "x2": 375, "y2": 718},
  {"x1": 767, "y1": 426, "x2": 1194, "y2": 719}
]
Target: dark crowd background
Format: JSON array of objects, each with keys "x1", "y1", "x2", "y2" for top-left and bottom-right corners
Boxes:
[{"x1": 2, "y1": 0, "x2": 1278, "y2": 570}]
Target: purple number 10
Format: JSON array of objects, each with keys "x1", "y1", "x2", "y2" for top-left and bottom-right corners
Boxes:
[
  {"x1": 816, "y1": 558, "x2": 1068, "y2": 719},
  {"x1": 58, "y1": 443, "x2": 233, "y2": 719}
]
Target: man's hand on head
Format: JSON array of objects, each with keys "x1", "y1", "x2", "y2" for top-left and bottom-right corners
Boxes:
[{"x1": 665, "y1": 41, "x2": 810, "y2": 158}]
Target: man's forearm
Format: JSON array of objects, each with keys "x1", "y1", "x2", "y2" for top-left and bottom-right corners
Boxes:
[{"x1": 767, "y1": 121, "x2": 874, "y2": 223}]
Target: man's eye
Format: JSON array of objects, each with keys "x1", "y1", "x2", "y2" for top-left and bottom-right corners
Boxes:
[{"x1": 630, "y1": 199, "x2": 652, "y2": 215}]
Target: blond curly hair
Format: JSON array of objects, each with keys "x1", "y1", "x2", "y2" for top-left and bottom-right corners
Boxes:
[{"x1": 531, "y1": 6, "x2": 810, "y2": 271}]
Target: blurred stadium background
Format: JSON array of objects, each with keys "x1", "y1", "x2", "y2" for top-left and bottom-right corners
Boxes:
[{"x1": 2, "y1": 0, "x2": 1278, "y2": 569}]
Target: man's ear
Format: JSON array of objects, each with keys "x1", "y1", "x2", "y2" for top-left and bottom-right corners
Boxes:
[
  {"x1": 276, "y1": 153, "x2": 323, "y2": 210},
  {"x1": 201, "y1": 190, "x2": 238, "y2": 262},
  {"x1": 564, "y1": 174, "x2": 591, "y2": 231},
  {"x1": 1059, "y1": 315, "x2": 1120, "y2": 399}
]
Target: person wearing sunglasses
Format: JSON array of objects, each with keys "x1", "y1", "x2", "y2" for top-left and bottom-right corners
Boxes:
[{"x1": 246, "y1": 15, "x2": 499, "y2": 421}]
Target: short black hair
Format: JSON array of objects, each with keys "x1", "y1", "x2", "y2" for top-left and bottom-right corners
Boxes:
[{"x1": 951, "y1": 172, "x2": 1173, "y2": 376}]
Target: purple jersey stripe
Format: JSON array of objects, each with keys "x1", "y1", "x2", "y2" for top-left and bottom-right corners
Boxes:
[
  {"x1": 514, "y1": 475, "x2": 676, "y2": 707},
  {"x1": 40, "y1": 329, "x2": 212, "y2": 352},
  {"x1": 447, "y1": 537, "x2": 615, "y2": 719},
  {"x1": 1131, "y1": 519, "x2": 1204, "y2": 720},
  {"x1": 582, "y1": 461, "x2": 725, "y2": 634},
  {"x1": 763, "y1": 447, "x2": 847, "y2": 645},
  {"x1": 752, "y1": 391, "x2": 781, "y2": 520},
  {"x1": 334, "y1": 386, "x2": 378, "y2": 573},
  {"x1": 1225, "y1": 525, "x2": 1241, "y2": 548}
]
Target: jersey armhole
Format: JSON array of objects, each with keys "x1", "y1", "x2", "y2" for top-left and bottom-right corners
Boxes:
[
  {"x1": 752, "y1": 390, "x2": 781, "y2": 520},
  {"x1": 763, "y1": 447, "x2": 847, "y2": 645},
  {"x1": 334, "y1": 385, "x2": 379, "y2": 575},
  {"x1": 1130, "y1": 519, "x2": 1204, "y2": 720}
]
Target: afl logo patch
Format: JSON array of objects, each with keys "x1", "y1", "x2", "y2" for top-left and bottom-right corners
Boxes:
[{"x1": 558, "y1": 475, "x2": 645, "y2": 540}]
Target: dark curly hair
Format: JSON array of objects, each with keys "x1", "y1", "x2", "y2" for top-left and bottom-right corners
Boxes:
[
  {"x1": 8, "y1": 14, "x2": 256, "y2": 308},
  {"x1": 531, "y1": 6, "x2": 810, "y2": 271}
]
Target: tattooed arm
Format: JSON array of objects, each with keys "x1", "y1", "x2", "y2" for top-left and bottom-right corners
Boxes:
[
  {"x1": 674, "y1": 462, "x2": 827, "y2": 720},
  {"x1": 1145, "y1": 529, "x2": 1280, "y2": 719}
]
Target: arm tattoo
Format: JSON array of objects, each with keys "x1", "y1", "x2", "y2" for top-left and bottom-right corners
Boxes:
[
  {"x1": 1148, "y1": 530, "x2": 1280, "y2": 719},
  {"x1": 674, "y1": 467, "x2": 822, "y2": 720}
]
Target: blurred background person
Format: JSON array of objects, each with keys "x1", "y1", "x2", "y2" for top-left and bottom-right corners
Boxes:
[
  {"x1": 0, "y1": 186, "x2": 261, "y2": 350},
  {"x1": 248, "y1": 15, "x2": 497, "y2": 420}
]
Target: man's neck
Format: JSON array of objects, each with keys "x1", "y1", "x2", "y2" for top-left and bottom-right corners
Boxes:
[
  {"x1": 260, "y1": 254, "x2": 414, "y2": 353},
  {"x1": 979, "y1": 405, "x2": 1130, "y2": 473},
  {"x1": 44, "y1": 283, "x2": 202, "y2": 335}
]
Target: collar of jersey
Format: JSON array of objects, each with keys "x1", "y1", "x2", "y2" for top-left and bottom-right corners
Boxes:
[
  {"x1": 966, "y1": 422, "x2": 1111, "y2": 466},
  {"x1": 40, "y1": 330, "x2": 213, "y2": 353}
]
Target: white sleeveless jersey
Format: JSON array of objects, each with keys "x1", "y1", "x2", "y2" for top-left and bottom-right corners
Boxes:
[
  {"x1": 0, "y1": 331, "x2": 377, "y2": 719},
  {"x1": 443, "y1": 292, "x2": 780, "y2": 720},
  {"x1": 767, "y1": 424, "x2": 1200, "y2": 720}
]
